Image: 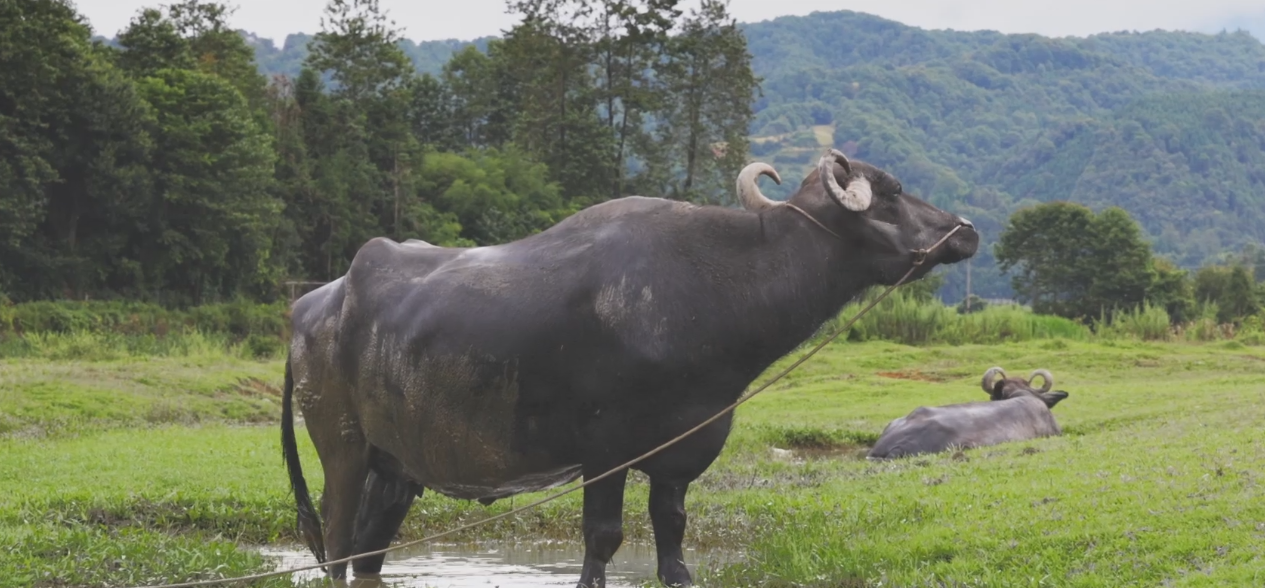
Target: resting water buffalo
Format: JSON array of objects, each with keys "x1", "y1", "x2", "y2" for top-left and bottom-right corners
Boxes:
[
  {"x1": 867, "y1": 367, "x2": 1070, "y2": 460},
  {"x1": 281, "y1": 149, "x2": 978, "y2": 587}
]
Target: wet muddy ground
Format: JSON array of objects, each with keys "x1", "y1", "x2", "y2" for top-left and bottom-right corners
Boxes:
[{"x1": 264, "y1": 540, "x2": 740, "y2": 587}]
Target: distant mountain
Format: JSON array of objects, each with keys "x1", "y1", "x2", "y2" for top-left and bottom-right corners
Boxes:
[
  {"x1": 106, "y1": 11, "x2": 1265, "y2": 300},
  {"x1": 1213, "y1": 14, "x2": 1265, "y2": 44},
  {"x1": 737, "y1": 12, "x2": 1265, "y2": 298}
]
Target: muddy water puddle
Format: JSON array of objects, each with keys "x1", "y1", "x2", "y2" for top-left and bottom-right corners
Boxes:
[{"x1": 263, "y1": 540, "x2": 738, "y2": 587}]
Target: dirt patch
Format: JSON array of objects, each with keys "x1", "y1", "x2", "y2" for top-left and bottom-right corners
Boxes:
[
  {"x1": 875, "y1": 370, "x2": 950, "y2": 383},
  {"x1": 694, "y1": 467, "x2": 833, "y2": 492},
  {"x1": 770, "y1": 444, "x2": 870, "y2": 463},
  {"x1": 233, "y1": 377, "x2": 281, "y2": 397},
  {"x1": 54, "y1": 498, "x2": 284, "y2": 544}
]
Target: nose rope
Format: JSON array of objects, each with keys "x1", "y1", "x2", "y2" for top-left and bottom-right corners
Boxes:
[
  {"x1": 911, "y1": 223, "x2": 966, "y2": 266},
  {"x1": 786, "y1": 203, "x2": 967, "y2": 267},
  {"x1": 126, "y1": 222, "x2": 969, "y2": 588}
]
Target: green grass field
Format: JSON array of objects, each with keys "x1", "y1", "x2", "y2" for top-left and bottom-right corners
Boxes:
[{"x1": 2, "y1": 334, "x2": 1264, "y2": 587}]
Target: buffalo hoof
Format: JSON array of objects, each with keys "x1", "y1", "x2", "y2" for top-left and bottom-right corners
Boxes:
[
  {"x1": 349, "y1": 576, "x2": 384, "y2": 588},
  {"x1": 658, "y1": 560, "x2": 692, "y2": 587}
]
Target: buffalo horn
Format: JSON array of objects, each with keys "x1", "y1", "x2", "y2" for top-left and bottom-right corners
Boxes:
[
  {"x1": 736, "y1": 162, "x2": 782, "y2": 211},
  {"x1": 981, "y1": 366, "x2": 1005, "y2": 394},
  {"x1": 818, "y1": 149, "x2": 872, "y2": 212},
  {"x1": 1028, "y1": 369, "x2": 1054, "y2": 393}
]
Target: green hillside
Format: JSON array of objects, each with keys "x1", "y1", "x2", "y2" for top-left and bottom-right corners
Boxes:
[
  {"x1": 234, "y1": 11, "x2": 1265, "y2": 300},
  {"x1": 740, "y1": 12, "x2": 1265, "y2": 299}
]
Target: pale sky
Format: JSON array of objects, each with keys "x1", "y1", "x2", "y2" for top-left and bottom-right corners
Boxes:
[{"x1": 75, "y1": 0, "x2": 1265, "y2": 43}]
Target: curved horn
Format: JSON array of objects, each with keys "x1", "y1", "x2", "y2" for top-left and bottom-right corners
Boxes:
[
  {"x1": 981, "y1": 366, "x2": 1006, "y2": 394},
  {"x1": 1028, "y1": 369, "x2": 1054, "y2": 393},
  {"x1": 818, "y1": 149, "x2": 872, "y2": 212},
  {"x1": 736, "y1": 162, "x2": 782, "y2": 211}
]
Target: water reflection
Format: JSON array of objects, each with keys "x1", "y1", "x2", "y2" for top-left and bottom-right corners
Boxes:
[{"x1": 263, "y1": 540, "x2": 733, "y2": 588}]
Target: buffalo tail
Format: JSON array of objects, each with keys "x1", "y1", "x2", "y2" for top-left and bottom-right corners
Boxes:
[{"x1": 282, "y1": 354, "x2": 327, "y2": 565}]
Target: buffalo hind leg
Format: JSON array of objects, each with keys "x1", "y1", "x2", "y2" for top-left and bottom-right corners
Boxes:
[
  {"x1": 576, "y1": 468, "x2": 629, "y2": 588},
  {"x1": 649, "y1": 479, "x2": 692, "y2": 587},
  {"x1": 350, "y1": 469, "x2": 420, "y2": 576},
  {"x1": 313, "y1": 440, "x2": 370, "y2": 579}
]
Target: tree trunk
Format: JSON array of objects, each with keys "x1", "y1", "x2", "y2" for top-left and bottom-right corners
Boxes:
[
  {"x1": 683, "y1": 61, "x2": 701, "y2": 194},
  {"x1": 393, "y1": 149, "x2": 400, "y2": 239}
]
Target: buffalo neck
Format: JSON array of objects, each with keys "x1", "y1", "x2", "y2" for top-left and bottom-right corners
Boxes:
[{"x1": 724, "y1": 200, "x2": 878, "y2": 365}]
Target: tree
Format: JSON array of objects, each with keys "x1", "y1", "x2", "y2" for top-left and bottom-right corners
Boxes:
[
  {"x1": 0, "y1": 0, "x2": 153, "y2": 300},
  {"x1": 265, "y1": 73, "x2": 316, "y2": 278},
  {"x1": 1083, "y1": 207, "x2": 1156, "y2": 315},
  {"x1": 636, "y1": 0, "x2": 758, "y2": 204},
  {"x1": 498, "y1": 15, "x2": 617, "y2": 201},
  {"x1": 1223, "y1": 266, "x2": 1260, "y2": 323},
  {"x1": 406, "y1": 74, "x2": 462, "y2": 151},
  {"x1": 995, "y1": 202, "x2": 1095, "y2": 318},
  {"x1": 441, "y1": 46, "x2": 514, "y2": 148},
  {"x1": 306, "y1": 0, "x2": 411, "y2": 101},
  {"x1": 588, "y1": 0, "x2": 680, "y2": 199},
  {"x1": 1235, "y1": 243, "x2": 1265, "y2": 283},
  {"x1": 1195, "y1": 264, "x2": 1260, "y2": 324},
  {"x1": 996, "y1": 202, "x2": 1160, "y2": 322},
  {"x1": 1148, "y1": 258, "x2": 1194, "y2": 324},
  {"x1": 116, "y1": 2, "x2": 267, "y2": 112},
  {"x1": 418, "y1": 147, "x2": 572, "y2": 245},
  {"x1": 115, "y1": 8, "x2": 196, "y2": 75},
  {"x1": 292, "y1": 0, "x2": 425, "y2": 278},
  {"x1": 132, "y1": 68, "x2": 280, "y2": 302},
  {"x1": 279, "y1": 67, "x2": 383, "y2": 279},
  {"x1": 167, "y1": 0, "x2": 269, "y2": 112}
]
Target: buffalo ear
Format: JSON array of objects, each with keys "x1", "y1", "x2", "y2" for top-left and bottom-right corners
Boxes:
[
  {"x1": 1039, "y1": 390, "x2": 1069, "y2": 409},
  {"x1": 990, "y1": 379, "x2": 1007, "y2": 401}
]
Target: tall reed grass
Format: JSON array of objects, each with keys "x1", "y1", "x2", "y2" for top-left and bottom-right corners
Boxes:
[
  {"x1": 0, "y1": 300, "x2": 289, "y2": 360},
  {"x1": 813, "y1": 289, "x2": 1263, "y2": 347},
  {"x1": 0, "y1": 300, "x2": 288, "y2": 339},
  {"x1": 3, "y1": 292, "x2": 1260, "y2": 360},
  {"x1": 819, "y1": 290, "x2": 1091, "y2": 346},
  {"x1": 1094, "y1": 302, "x2": 1173, "y2": 341},
  {"x1": 0, "y1": 330, "x2": 284, "y2": 361}
]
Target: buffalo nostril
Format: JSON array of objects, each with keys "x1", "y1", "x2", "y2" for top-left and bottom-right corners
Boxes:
[{"x1": 957, "y1": 217, "x2": 974, "y2": 228}]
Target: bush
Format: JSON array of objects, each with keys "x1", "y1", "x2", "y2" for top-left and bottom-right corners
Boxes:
[
  {"x1": 956, "y1": 294, "x2": 989, "y2": 314},
  {"x1": 240, "y1": 333, "x2": 284, "y2": 359},
  {"x1": 0, "y1": 300, "x2": 289, "y2": 359},
  {"x1": 0, "y1": 329, "x2": 278, "y2": 361},
  {"x1": 1237, "y1": 314, "x2": 1265, "y2": 345},
  {"x1": 0, "y1": 300, "x2": 288, "y2": 340},
  {"x1": 1095, "y1": 302, "x2": 1173, "y2": 341}
]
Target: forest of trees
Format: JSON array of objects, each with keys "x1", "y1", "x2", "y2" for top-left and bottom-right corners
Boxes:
[
  {"x1": 238, "y1": 11, "x2": 1265, "y2": 303},
  {"x1": 8, "y1": 1, "x2": 1265, "y2": 317},
  {"x1": 995, "y1": 201, "x2": 1265, "y2": 327},
  {"x1": 1, "y1": 0, "x2": 757, "y2": 304}
]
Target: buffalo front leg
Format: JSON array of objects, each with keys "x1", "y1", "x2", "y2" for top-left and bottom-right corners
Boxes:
[
  {"x1": 350, "y1": 469, "x2": 420, "y2": 577},
  {"x1": 576, "y1": 468, "x2": 629, "y2": 588},
  {"x1": 649, "y1": 479, "x2": 692, "y2": 587}
]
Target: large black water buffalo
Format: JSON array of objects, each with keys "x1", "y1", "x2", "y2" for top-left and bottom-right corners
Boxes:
[
  {"x1": 867, "y1": 367, "x2": 1070, "y2": 460},
  {"x1": 280, "y1": 149, "x2": 979, "y2": 587}
]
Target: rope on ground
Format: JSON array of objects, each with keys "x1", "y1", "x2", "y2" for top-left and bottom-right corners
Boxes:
[{"x1": 130, "y1": 225, "x2": 963, "y2": 588}]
